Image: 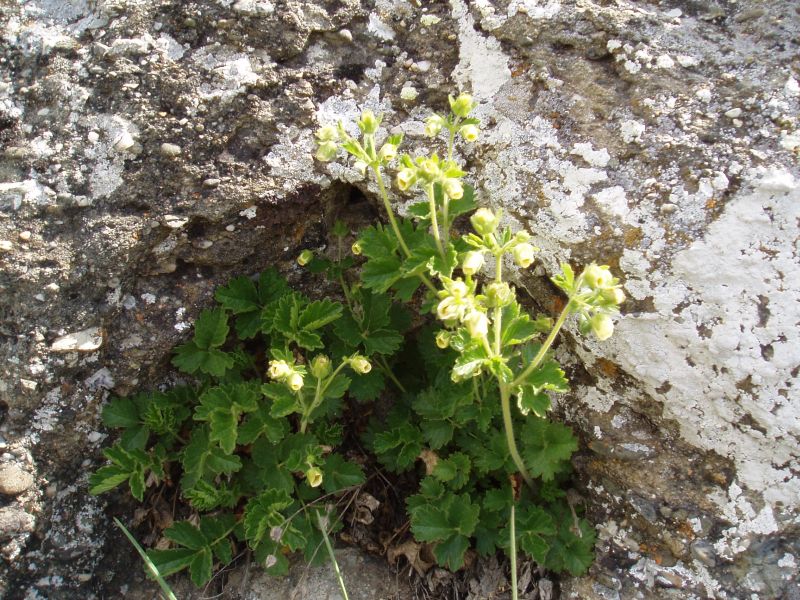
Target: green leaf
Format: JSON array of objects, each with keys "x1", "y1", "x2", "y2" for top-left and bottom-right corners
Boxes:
[
  {"x1": 410, "y1": 493, "x2": 479, "y2": 548},
  {"x1": 452, "y1": 346, "x2": 489, "y2": 381},
  {"x1": 515, "y1": 505, "x2": 556, "y2": 563},
  {"x1": 165, "y1": 521, "x2": 207, "y2": 550},
  {"x1": 520, "y1": 418, "x2": 578, "y2": 481},
  {"x1": 262, "y1": 382, "x2": 301, "y2": 418},
  {"x1": 420, "y1": 419, "x2": 454, "y2": 449},
  {"x1": 391, "y1": 276, "x2": 421, "y2": 301},
  {"x1": 544, "y1": 505, "x2": 596, "y2": 576},
  {"x1": 147, "y1": 548, "x2": 197, "y2": 579},
  {"x1": 448, "y1": 183, "x2": 477, "y2": 218},
  {"x1": 322, "y1": 374, "x2": 350, "y2": 400},
  {"x1": 89, "y1": 444, "x2": 164, "y2": 501},
  {"x1": 243, "y1": 489, "x2": 294, "y2": 546},
  {"x1": 181, "y1": 427, "x2": 242, "y2": 489},
  {"x1": 432, "y1": 452, "x2": 471, "y2": 490},
  {"x1": 551, "y1": 263, "x2": 575, "y2": 295},
  {"x1": 298, "y1": 299, "x2": 343, "y2": 331},
  {"x1": 238, "y1": 405, "x2": 289, "y2": 445},
  {"x1": 434, "y1": 534, "x2": 471, "y2": 571},
  {"x1": 361, "y1": 256, "x2": 404, "y2": 292},
  {"x1": 518, "y1": 351, "x2": 569, "y2": 394},
  {"x1": 172, "y1": 342, "x2": 234, "y2": 377},
  {"x1": 184, "y1": 480, "x2": 238, "y2": 510},
  {"x1": 332, "y1": 313, "x2": 362, "y2": 348},
  {"x1": 322, "y1": 455, "x2": 365, "y2": 493},
  {"x1": 358, "y1": 224, "x2": 399, "y2": 259},
  {"x1": 215, "y1": 276, "x2": 259, "y2": 314},
  {"x1": 194, "y1": 308, "x2": 229, "y2": 349},
  {"x1": 372, "y1": 422, "x2": 424, "y2": 472},
  {"x1": 517, "y1": 385, "x2": 551, "y2": 417},
  {"x1": 427, "y1": 243, "x2": 458, "y2": 279},
  {"x1": 348, "y1": 368, "x2": 384, "y2": 402},
  {"x1": 102, "y1": 396, "x2": 140, "y2": 428},
  {"x1": 194, "y1": 383, "x2": 261, "y2": 454},
  {"x1": 501, "y1": 301, "x2": 540, "y2": 347},
  {"x1": 363, "y1": 328, "x2": 403, "y2": 355}
]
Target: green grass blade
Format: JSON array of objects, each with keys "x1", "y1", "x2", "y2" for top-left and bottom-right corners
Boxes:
[{"x1": 114, "y1": 517, "x2": 178, "y2": 600}]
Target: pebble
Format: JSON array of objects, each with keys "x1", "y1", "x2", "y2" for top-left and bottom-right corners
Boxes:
[
  {"x1": 50, "y1": 327, "x2": 104, "y2": 352},
  {"x1": 0, "y1": 240, "x2": 12, "y2": 252},
  {"x1": 113, "y1": 131, "x2": 135, "y2": 152},
  {"x1": 163, "y1": 214, "x2": 188, "y2": 229},
  {"x1": 193, "y1": 240, "x2": 213, "y2": 249},
  {"x1": 225, "y1": 224, "x2": 236, "y2": 232},
  {"x1": 19, "y1": 231, "x2": 32, "y2": 241},
  {"x1": 338, "y1": 29, "x2": 353, "y2": 42},
  {"x1": 0, "y1": 507, "x2": 35, "y2": 539},
  {"x1": 400, "y1": 85, "x2": 418, "y2": 101},
  {"x1": 734, "y1": 8, "x2": 765, "y2": 22},
  {"x1": 202, "y1": 178, "x2": 220, "y2": 188},
  {"x1": 691, "y1": 540, "x2": 717, "y2": 567},
  {"x1": 725, "y1": 108, "x2": 743, "y2": 118},
  {"x1": 0, "y1": 464, "x2": 34, "y2": 496},
  {"x1": 160, "y1": 142, "x2": 182, "y2": 157}
]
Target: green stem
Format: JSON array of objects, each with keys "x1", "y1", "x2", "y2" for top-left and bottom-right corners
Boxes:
[
  {"x1": 500, "y1": 382, "x2": 534, "y2": 489},
  {"x1": 510, "y1": 500, "x2": 518, "y2": 600},
  {"x1": 317, "y1": 512, "x2": 351, "y2": 600},
  {"x1": 426, "y1": 183, "x2": 446, "y2": 259},
  {"x1": 442, "y1": 195, "x2": 451, "y2": 248},
  {"x1": 511, "y1": 299, "x2": 573, "y2": 388},
  {"x1": 376, "y1": 355, "x2": 407, "y2": 394},
  {"x1": 493, "y1": 254, "x2": 503, "y2": 355},
  {"x1": 372, "y1": 166, "x2": 437, "y2": 294},
  {"x1": 338, "y1": 275, "x2": 354, "y2": 314}
]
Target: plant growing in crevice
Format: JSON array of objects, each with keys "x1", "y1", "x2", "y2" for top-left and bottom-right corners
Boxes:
[{"x1": 91, "y1": 92, "x2": 624, "y2": 597}]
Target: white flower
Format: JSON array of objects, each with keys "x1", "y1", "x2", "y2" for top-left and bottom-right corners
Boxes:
[
  {"x1": 460, "y1": 124, "x2": 479, "y2": 142},
  {"x1": 464, "y1": 310, "x2": 489, "y2": 338},
  {"x1": 583, "y1": 264, "x2": 613, "y2": 289},
  {"x1": 396, "y1": 168, "x2": 416, "y2": 191},
  {"x1": 350, "y1": 355, "x2": 372, "y2": 374},
  {"x1": 424, "y1": 115, "x2": 445, "y2": 137},
  {"x1": 512, "y1": 243, "x2": 535, "y2": 268},
  {"x1": 470, "y1": 208, "x2": 499, "y2": 236},
  {"x1": 268, "y1": 359, "x2": 292, "y2": 380},
  {"x1": 287, "y1": 372, "x2": 304, "y2": 391},
  {"x1": 461, "y1": 251, "x2": 484, "y2": 276},
  {"x1": 443, "y1": 178, "x2": 463, "y2": 199},
  {"x1": 590, "y1": 313, "x2": 614, "y2": 341}
]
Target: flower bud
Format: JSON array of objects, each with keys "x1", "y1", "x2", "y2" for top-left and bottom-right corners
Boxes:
[
  {"x1": 443, "y1": 178, "x2": 464, "y2": 199},
  {"x1": 270, "y1": 526, "x2": 283, "y2": 542},
  {"x1": 435, "y1": 330, "x2": 451, "y2": 349},
  {"x1": 305, "y1": 467, "x2": 323, "y2": 488},
  {"x1": 350, "y1": 355, "x2": 372, "y2": 374},
  {"x1": 583, "y1": 264, "x2": 614, "y2": 289},
  {"x1": 351, "y1": 241, "x2": 362, "y2": 255},
  {"x1": 287, "y1": 372, "x2": 304, "y2": 391},
  {"x1": 485, "y1": 281, "x2": 514, "y2": 307},
  {"x1": 310, "y1": 354, "x2": 332, "y2": 379},
  {"x1": 396, "y1": 167, "x2": 416, "y2": 191},
  {"x1": 315, "y1": 125, "x2": 338, "y2": 142},
  {"x1": 514, "y1": 230, "x2": 531, "y2": 243},
  {"x1": 315, "y1": 141, "x2": 338, "y2": 162},
  {"x1": 460, "y1": 124, "x2": 479, "y2": 142},
  {"x1": 379, "y1": 143, "x2": 397, "y2": 162},
  {"x1": 450, "y1": 93, "x2": 475, "y2": 118},
  {"x1": 590, "y1": 313, "x2": 614, "y2": 341},
  {"x1": 424, "y1": 115, "x2": 445, "y2": 137},
  {"x1": 512, "y1": 243, "x2": 535, "y2": 268},
  {"x1": 353, "y1": 160, "x2": 368, "y2": 176},
  {"x1": 358, "y1": 110, "x2": 380, "y2": 134},
  {"x1": 464, "y1": 310, "x2": 489, "y2": 339},
  {"x1": 470, "y1": 207, "x2": 499, "y2": 236},
  {"x1": 461, "y1": 251, "x2": 484, "y2": 276},
  {"x1": 419, "y1": 158, "x2": 439, "y2": 180},
  {"x1": 603, "y1": 287, "x2": 626, "y2": 305},
  {"x1": 268, "y1": 359, "x2": 292, "y2": 380},
  {"x1": 297, "y1": 249, "x2": 314, "y2": 266}
]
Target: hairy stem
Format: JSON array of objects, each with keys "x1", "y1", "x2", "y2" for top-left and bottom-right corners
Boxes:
[
  {"x1": 500, "y1": 383, "x2": 534, "y2": 488},
  {"x1": 376, "y1": 355, "x2": 407, "y2": 394},
  {"x1": 372, "y1": 166, "x2": 437, "y2": 294},
  {"x1": 317, "y1": 513, "x2": 351, "y2": 600},
  {"x1": 511, "y1": 299, "x2": 573, "y2": 388},
  {"x1": 510, "y1": 501, "x2": 518, "y2": 600},
  {"x1": 426, "y1": 183, "x2": 446, "y2": 259}
]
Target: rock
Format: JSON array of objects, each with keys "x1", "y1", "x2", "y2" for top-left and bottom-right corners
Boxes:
[
  {"x1": 159, "y1": 143, "x2": 182, "y2": 157},
  {"x1": 0, "y1": 464, "x2": 34, "y2": 496},
  {"x1": 50, "y1": 328, "x2": 104, "y2": 352},
  {"x1": 0, "y1": 507, "x2": 35, "y2": 539},
  {"x1": 0, "y1": 240, "x2": 12, "y2": 252}
]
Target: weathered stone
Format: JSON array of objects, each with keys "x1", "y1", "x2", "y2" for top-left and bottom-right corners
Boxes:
[
  {"x1": 0, "y1": 507, "x2": 35, "y2": 539},
  {"x1": 0, "y1": 464, "x2": 35, "y2": 496}
]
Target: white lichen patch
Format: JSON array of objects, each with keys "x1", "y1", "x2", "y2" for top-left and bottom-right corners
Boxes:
[
  {"x1": 612, "y1": 167, "x2": 800, "y2": 511},
  {"x1": 450, "y1": 0, "x2": 511, "y2": 101}
]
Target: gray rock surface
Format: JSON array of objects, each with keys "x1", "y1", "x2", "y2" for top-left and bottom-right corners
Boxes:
[{"x1": 0, "y1": 0, "x2": 798, "y2": 599}]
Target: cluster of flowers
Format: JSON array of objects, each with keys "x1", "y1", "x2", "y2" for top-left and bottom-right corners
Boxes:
[
  {"x1": 267, "y1": 353, "x2": 372, "y2": 393},
  {"x1": 573, "y1": 265, "x2": 625, "y2": 341}
]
